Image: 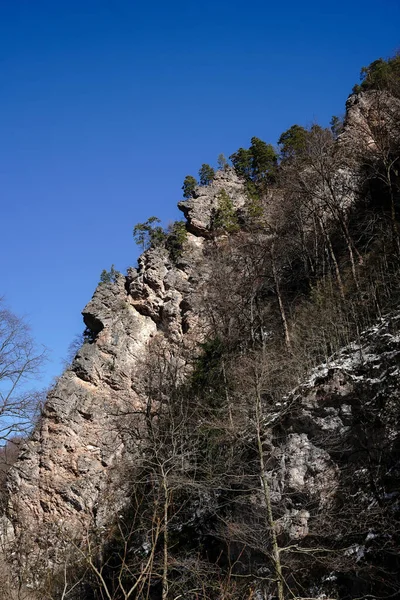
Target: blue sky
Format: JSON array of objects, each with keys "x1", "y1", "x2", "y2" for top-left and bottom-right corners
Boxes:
[{"x1": 1, "y1": 0, "x2": 399, "y2": 388}]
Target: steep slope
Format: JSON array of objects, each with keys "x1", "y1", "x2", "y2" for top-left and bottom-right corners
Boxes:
[
  {"x1": 268, "y1": 311, "x2": 400, "y2": 598},
  {"x1": 2, "y1": 88, "x2": 400, "y2": 599},
  {"x1": 4, "y1": 169, "x2": 246, "y2": 542}
]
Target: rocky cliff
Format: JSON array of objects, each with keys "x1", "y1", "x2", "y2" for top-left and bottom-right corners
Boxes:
[
  {"x1": 268, "y1": 311, "x2": 400, "y2": 597},
  {"x1": 2, "y1": 90, "x2": 400, "y2": 599},
  {"x1": 5, "y1": 168, "x2": 247, "y2": 539}
]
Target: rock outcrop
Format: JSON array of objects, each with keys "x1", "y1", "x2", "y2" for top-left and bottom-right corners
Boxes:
[
  {"x1": 269, "y1": 311, "x2": 400, "y2": 597},
  {"x1": 270, "y1": 309, "x2": 400, "y2": 520},
  {"x1": 178, "y1": 168, "x2": 246, "y2": 236},
  {"x1": 3, "y1": 91, "x2": 400, "y2": 598},
  {"x1": 5, "y1": 168, "x2": 249, "y2": 541},
  {"x1": 342, "y1": 90, "x2": 400, "y2": 154}
]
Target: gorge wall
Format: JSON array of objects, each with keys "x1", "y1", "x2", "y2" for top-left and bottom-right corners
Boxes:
[
  {"x1": 2, "y1": 89, "x2": 400, "y2": 599},
  {"x1": 5, "y1": 168, "x2": 247, "y2": 538}
]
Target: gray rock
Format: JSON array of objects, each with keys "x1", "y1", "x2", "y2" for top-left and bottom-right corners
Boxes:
[{"x1": 178, "y1": 168, "x2": 246, "y2": 235}]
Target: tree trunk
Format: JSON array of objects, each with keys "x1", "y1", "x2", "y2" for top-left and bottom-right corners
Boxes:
[
  {"x1": 271, "y1": 245, "x2": 292, "y2": 352},
  {"x1": 255, "y1": 378, "x2": 285, "y2": 600}
]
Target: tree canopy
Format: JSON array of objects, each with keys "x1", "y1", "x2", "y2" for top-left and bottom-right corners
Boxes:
[
  {"x1": 217, "y1": 153, "x2": 228, "y2": 171},
  {"x1": 278, "y1": 124, "x2": 308, "y2": 161},
  {"x1": 353, "y1": 53, "x2": 400, "y2": 97},
  {"x1": 230, "y1": 137, "x2": 277, "y2": 184},
  {"x1": 182, "y1": 175, "x2": 197, "y2": 199},
  {"x1": 133, "y1": 216, "x2": 166, "y2": 250},
  {"x1": 229, "y1": 147, "x2": 253, "y2": 180},
  {"x1": 198, "y1": 163, "x2": 215, "y2": 186}
]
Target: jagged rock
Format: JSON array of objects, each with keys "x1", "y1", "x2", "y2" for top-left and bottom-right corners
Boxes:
[
  {"x1": 264, "y1": 310, "x2": 400, "y2": 576},
  {"x1": 178, "y1": 167, "x2": 246, "y2": 235},
  {"x1": 275, "y1": 432, "x2": 339, "y2": 507},
  {"x1": 342, "y1": 90, "x2": 400, "y2": 155},
  {"x1": 3, "y1": 92, "x2": 400, "y2": 597},
  {"x1": 4, "y1": 174, "x2": 250, "y2": 552}
]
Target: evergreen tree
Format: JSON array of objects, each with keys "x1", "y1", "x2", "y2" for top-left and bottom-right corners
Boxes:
[
  {"x1": 353, "y1": 53, "x2": 400, "y2": 97},
  {"x1": 230, "y1": 139, "x2": 277, "y2": 183},
  {"x1": 165, "y1": 220, "x2": 188, "y2": 262},
  {"x1": 211, "y1": 189, "x2": 240, "y2": 233},
  {"x1": 229, "y1": 147, "x2": 253, "y2": 179},
  {"x1": 198, "y1": 163, "x2": 215, "y2": 186},
  {"x1": 249, "y1": 136, "x2": 278, "y2": 181},
  {"x1": 182, "y1": 175, "x2": 197, "y2": 199},
  {"x1": 217, "y1": 153, "x2": 228, "y2": 171},
  {"x1": 278, "y1": 124, "x2": 308, "y2": 161},
  {"x1": 330, "y1": 115, "x2": 344, "y2": 139},
  {"x1": 100, "y1": 264, "x2": 119, "y2": 284},
  {"x1": 133, "y1": 216, "x2": 166, "y2": 250}
]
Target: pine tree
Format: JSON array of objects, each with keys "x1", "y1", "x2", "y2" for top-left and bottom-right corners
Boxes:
[
  {"x1": 133, "y1": 217, "x2": 166, "y2": 250},
  {"x1": 198, "y1": 163, "x2": 215, "y2": 186},
  {"x1": 278, "y1": 124, "x2": 308, "y2": 161},
  {"x1": 182, "y1": 175, "x2": 197, "y2": 199},
  {"x1": 217, "y1": 153, "x2": 228, "y2": 171},
  {"x1": 229, "y1": 147, "x2": 253, "y2": 179},
  {"x1": 249, "y1": 136, "x2": 278, "y2": 182}
]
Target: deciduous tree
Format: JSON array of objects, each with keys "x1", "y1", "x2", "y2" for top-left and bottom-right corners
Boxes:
[{"x1": 0, "y1": 300, "x2": 45, "y2": 443}]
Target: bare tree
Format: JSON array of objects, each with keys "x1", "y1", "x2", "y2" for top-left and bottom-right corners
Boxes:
[
  {"x1": 0, "y1": 300, "x2": 46, "y2": 442},
  {"x1": 346, "y1": 91, "x2": 400, "y2": 248}
]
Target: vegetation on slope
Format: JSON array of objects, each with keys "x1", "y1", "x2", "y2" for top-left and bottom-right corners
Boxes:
[
  {"x1": 80, "y1": 54, "x2": 400, "y2": 600},
  {"x1": 3, "y1": 53, "x2": 400, "y2": 600},
  {"x1": 353, "y1": 52, "x2": 400, "y2": 96}
]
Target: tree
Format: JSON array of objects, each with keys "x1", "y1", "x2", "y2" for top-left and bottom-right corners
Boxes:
[
  {"x1": 230, "y1": 138, "x2": 277, "y2": 185},
  {"x1": 280, "y1": 123, "x2": 363, "y2": 291},
  {"x1": 217, "y1": 153, "x2": 228, "y2": 171},
  {"x1": 182, "y1": 175, "x2": 197, "y2": 199},
  {"x1": 211, "y1": 189, "x2": 240, "y2": 233},
  {"x1": 165, "y1": 220, "x2": 187, "y2": 262},
  {"x1": 229, "y1": 147, "x2": 253, "y2": 180},
  {"x1": 0, "y1": 300, "x2": 45, "y2": 443},
  {"x1": 0, "y1": 437, "x2": 22, "y2": 510},
  {"x1": 345, "y1": 91, "x2": 400, "y2": 250},
  {"x1": 249, "y1": 136, "x2": 278, "y2": 182},
  {"x1": 133, "y1": 216, "x2": 166, "y2": 250},
  {"x1": 278, "y1": 124, "x2": 308, "y2": 161},
  {"x1": 99, "y1": 264, "x2": 119, "y2": 284},
  {"x1": 330, "y1": 115, "x2": 344, "y2": 139},
  {"x1": 353, "y1": 53, "x2": 400, "y2": 97},
  {"x1": 198, "y1": 163, "x2": 215, "y2": 186}
]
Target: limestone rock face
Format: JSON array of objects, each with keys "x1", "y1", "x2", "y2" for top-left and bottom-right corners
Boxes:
[
  {"x1": 268, "y1": 310, "x2": 400, "y2": 547},
  {"x1": 7, "y1": 274, "x2": 157, "y2": 532},
  {"x1": 342, "y1": 90, "x2": 400, "y2": 154},
  {"x1": 5, "y1": 169, "x2": 249, "y2": 542},
  {"x1": 178, "y1": 167, "x2": 246, "y2": 235},
  {"x1": 4, "y1": 107, "x2": 400, "y2": 597}
]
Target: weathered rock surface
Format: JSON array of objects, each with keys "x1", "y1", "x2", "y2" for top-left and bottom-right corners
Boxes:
[
  {"x1": 5, "y1": 168, "x2": 250, "y2": 541},
  {"x1": 264, "y1": 310, "x2": 400, "y2": 595},
  {"x1": 3, "y1": 93, "x2": 400, "y2": 597},
  {"x1": 178, "y1": 167, "x2": 246, "y2": 235},
  {"x1": 343, "y1": 90, "x2": 400, "y2": 154}
]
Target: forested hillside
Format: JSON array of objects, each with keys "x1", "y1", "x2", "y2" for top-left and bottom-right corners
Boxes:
[{"x1": 1, "y1": 54, "x2": 400, "y2": 600}]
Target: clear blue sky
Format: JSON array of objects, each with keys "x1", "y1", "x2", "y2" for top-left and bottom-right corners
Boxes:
[{"x1": 1, "y1": 0, "x2": 399, "y2": 388}]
